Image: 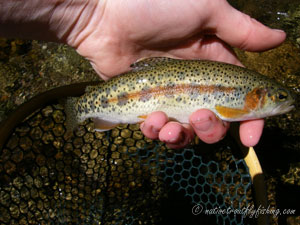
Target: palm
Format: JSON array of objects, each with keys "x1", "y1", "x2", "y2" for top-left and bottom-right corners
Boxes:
[
  {"x1": 78, "y1": 0, "x2": 245, "y2": 80},
  {"x1": 113, "y1": 0, "x2": 239, "y2": 62}
]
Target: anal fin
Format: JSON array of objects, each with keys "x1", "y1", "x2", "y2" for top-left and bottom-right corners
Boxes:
[
  {"x1": 93, "y1": 118, "x2": 119, "y2": 132},
  {"x1": 215, "y1": 105, "x2": 249, "y2": 119}
]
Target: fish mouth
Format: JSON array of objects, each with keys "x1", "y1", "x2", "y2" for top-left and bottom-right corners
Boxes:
[{"x1": 271, "y1": 99, "x2": 295, "y2": 115}]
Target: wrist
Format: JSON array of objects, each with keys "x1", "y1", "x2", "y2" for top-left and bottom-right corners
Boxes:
[
  {"x1": 53, "y1": 0, "x2": 106, "y2": 48},
  {"x1": 0, "y1": 0, "x2": 105, "y2": 45}
]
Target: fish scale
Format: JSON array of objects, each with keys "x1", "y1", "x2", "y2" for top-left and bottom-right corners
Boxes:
[{"x1": 65, "y1": 57, "x2": 294, "y2": 131}]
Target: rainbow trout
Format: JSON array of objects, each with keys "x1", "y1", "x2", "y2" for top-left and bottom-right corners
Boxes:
[{"x1": 65, "y1": 57, "x2": 294, "y2": 131}]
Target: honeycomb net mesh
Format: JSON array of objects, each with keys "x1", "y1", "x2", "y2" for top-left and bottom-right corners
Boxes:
[{"x1": 0, "y1": 103, "x2": 254, "y2": 225}]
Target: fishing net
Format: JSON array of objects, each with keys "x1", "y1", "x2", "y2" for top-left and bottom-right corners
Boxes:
[{"x1": 0, "y1": 102, "x2": 255, "y2": 225}]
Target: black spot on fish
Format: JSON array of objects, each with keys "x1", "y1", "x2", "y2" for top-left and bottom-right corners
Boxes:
[
  {"x1": 176, "y1": 96, "x2": 182, "y2": 102},
  {"x1": 117, "y1": 92, "x2": 129, "y2": 106},
  {"x1": 189, "y1": 87, "x2": 199, "y2": 99},
  {"x1": 111, "y1": 84, "x2": 117, "y2": 91},
  {"x1": 90, "y1": 104, "x2": 95, "y2": 111},
  {"x1": 139, "y1": 86, "x2": 152, "y2": 102},
  {"x1": 100, "y1": 96, "x2": 109, "y2": 108}
]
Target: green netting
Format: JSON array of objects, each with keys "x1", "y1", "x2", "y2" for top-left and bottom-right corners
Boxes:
[{"x1": 0, "y1": 103, "x2": 254, "y2": 225}]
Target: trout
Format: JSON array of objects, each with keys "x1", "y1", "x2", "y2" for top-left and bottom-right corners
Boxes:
[{"x1": 65, "y1": 57, "x2": 295, "y2": 131}]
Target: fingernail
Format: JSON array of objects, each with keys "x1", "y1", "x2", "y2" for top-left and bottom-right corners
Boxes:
[
  {"x1": 273, "y1": 29, "x2": 285, "y2": 33},
  {"x1": 192, "y1": 118, "x2": 212, "y2": 132}
]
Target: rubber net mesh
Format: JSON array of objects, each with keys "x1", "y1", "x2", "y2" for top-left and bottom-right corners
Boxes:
[{"x1": 0, "y1": 103, "x2": 254, "y2": 225}]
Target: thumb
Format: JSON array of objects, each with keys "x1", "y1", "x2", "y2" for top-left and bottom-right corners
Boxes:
[{"x1": 213, "y1": 1, "x2": 285, "y2": 51}]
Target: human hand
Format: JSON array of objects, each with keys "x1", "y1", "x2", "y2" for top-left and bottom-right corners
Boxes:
[{"x1": 68, "y1": 0, "x2": 285, "y2": 148}]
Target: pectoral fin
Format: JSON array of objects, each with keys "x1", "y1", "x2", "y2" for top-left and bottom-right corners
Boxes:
[
  {"x1": 93, "y1": 118, "x2": 119, "y2": 132},
  {"x1": 215, "y1": 105, "x2": 249, "y2": 119},
  {"x1": 138, "y1": 115, "x2": 148, "y2": 120}
]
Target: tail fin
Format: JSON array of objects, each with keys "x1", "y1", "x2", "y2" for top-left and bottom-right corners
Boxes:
[{"x1": 63, "y1": 97, "x2": 79, "y2": 133}]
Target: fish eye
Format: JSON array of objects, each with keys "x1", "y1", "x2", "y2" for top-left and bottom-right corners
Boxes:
[{"x1": 276, "y1": 90, "x2": 288, "y2": 101}]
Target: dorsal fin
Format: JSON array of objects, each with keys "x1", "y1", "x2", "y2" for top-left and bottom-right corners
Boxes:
[
  {"x1": 85, "y1": 85, "x2": 100, "y2": 93},
  {"x1": 130, "y1": 57, "x2": 177, "y2": 71}
]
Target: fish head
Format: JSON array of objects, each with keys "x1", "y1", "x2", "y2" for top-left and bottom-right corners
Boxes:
[
  {"x1": 260, "y1": 85, "x2": 295, "y2": 117},
  {"x1": 215, "y1": 84, "x2": 295, "y2": 121}
]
